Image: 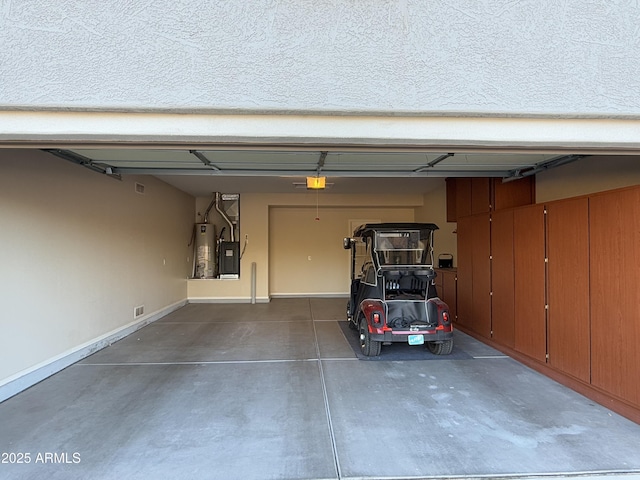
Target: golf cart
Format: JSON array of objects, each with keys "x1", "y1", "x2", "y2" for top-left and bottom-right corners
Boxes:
[{"x1": 343, "y1": 223, "x2": 453, "y2": 356}]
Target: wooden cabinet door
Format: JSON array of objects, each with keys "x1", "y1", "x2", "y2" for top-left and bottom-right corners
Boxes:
[
  {"x1": 455, "y1": 214, "x2": 490, "y2": 335},
  {"x1": 456, "y1": 215, "x2": 473, "y2": 328},
  {"x1": 456, "y1": 178, "x2": 472, "y2": 219},
  {"x1": 491, "y1": 209, "x2": 515, "y2": 348},
  {"x1": 493, "y1": 176, "x2": 535, "y2": 211},
  {"x1": 471, "y1": 213, "x2": 492, "y2": 337},
  {"x1": 547, "y1": 198, "x2": 590, "y2": 382},
  {"x1": 471, "y1": 178, "x2": 491, "y2": 215},
  {"x1": 590, "y1": 187, "x2": 640, "y2": 407},
  {"x1": 513, "y1": 204, "x2": 546, "y2": 362}
]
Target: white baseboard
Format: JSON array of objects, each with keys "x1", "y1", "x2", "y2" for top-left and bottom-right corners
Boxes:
[
  {"x1": 270, "y1": 293, "x2": 349, "y2": 298},
  {"x1": 188, "y1": 297, "x2": 270, "y2": 304},
  {"x1": 188, "y1": 295, "x2": 347, "y2": 303},
  {"x1": 0, "y1": 299, "x2": 187, "y2": 404}
]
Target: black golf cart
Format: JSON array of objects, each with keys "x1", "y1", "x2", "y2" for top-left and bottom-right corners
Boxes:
[{"x1": 343, "y1": 223, "x2": 453, "y2": 356}]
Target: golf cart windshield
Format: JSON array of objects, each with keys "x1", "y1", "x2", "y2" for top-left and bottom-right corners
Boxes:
[{"x1": 375, "y1": 230, "x2": 433, "y2": 266}]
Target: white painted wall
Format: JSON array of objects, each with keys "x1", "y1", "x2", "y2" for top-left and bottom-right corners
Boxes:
[
  {"x1": 0, "y1": 149, "x2": 194, "y2": 388},
  {"x1": 1, "y1": 1, "x2": 639, "y2": 116},
  {"x1": 269, "y1": 206, "x2": 415, "y2": 296}
]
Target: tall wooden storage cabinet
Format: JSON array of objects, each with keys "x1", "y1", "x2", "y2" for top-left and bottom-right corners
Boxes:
[
  {"x1": 456, "y1": 216, "x2": 473, "y2": 329},
  {"x1": 471, "y1": 213, "x2": 492, "y2": 337},
  {"x1": 546, "y1": 198, "x2": 591, "y2": 383},
  {"x1": 513, "y1": 204, "x2": 546, "y2": 363},
  {"x1": 589, "y1": 188, "x2": 640, "y2": 408},
  {"x1": 456, "y1": 213, "x2": 491, "y2": 336},
  {"x1": 451, "y1": 181, "x2": 640, "y2": 421},
  {"x1": 491, "y1": 209, "x2": 515, "y2": 348}
]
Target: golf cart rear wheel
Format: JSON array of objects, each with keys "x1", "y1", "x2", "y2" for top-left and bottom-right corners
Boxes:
[
  {"x1": 427, "y1": 339, "x2": 453, "y2": 355},
  {"x1": 359, "y1": 317, "x2": 381, "y2": 357}
]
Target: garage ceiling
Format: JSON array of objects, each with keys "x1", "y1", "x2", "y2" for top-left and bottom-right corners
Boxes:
[{"x1": 44, "y1": 148, "x2": 585, "y2": 196}]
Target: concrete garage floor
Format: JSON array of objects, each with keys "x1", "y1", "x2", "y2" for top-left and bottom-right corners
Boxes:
[{"x1": 2, "y1": 298, "x2": 640, "y2": 480}]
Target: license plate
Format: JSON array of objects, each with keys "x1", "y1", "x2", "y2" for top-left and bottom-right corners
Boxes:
[{"x1": 408, "y1": 334, "x2": 424, "y2": 345}]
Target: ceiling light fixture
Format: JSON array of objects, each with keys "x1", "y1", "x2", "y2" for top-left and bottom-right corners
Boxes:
[{"x1": 306, "y1": 176, "x2": 326, "y2": 190}]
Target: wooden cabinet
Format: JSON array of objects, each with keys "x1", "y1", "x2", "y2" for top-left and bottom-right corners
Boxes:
[
  {"x1": 446, "y1": 176, "x2": 535, "y2": 222},
  {"x1": 547, "y1": 198, "x2": 590, "y2": 383},
  {"x1": 452, "y1": 177, "x2": 488, "y2": 218},
  {"x1": 471, "y1": 213, "x2": 492, "y2": 337},
  {"x1": 494, "y1": 176, "x2": 535, "y2": 211},
  {"x1": 455, "y1": 178, "x2": 472, "y2": 220},
  {"x1": 491, "y1": 209, "x2": 515, "y2": 348},
  {"x1": 513, "y1": 204, "x2": 546, "y2": 363},
  {"x1": 456, "y1": 215, "x2": 473, "y2": 329},
  {"x1": 456, "y1": 213, "x2": 491, "y2": 336},
  {"x1": 471, "y1": 178, "x2": 491, "y2": 215},
  {"x1": 453, "y1": 184, "x2": 640, "y2": 420},
  {"x1": 589, "y1": 187, "x2": 640, "y2": 408}
]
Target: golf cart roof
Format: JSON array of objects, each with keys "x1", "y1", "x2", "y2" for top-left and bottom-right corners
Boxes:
[{"x1": 353, "y1": 223, "x2": 439, "y2": 238}]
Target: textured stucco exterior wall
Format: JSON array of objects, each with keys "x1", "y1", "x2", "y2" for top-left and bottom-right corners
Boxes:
[{"x1": 1, "y1": 0, "x2": 639, "y2": 116}]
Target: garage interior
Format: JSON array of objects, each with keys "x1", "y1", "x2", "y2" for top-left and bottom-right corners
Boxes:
[
  {"x1": 1, "y1": 143, "x2": 640, "y2": 479},
  {"x1": 2, "y1": 297, "x2": 640, "y2": 480},
  {"x1": 3, "y1": 0, "x2": 640, "y2": 476}
]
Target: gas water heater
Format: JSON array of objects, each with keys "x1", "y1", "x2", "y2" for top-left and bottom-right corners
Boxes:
[
  {"x1": 193, "y1": 223, "x2": 216, "y2": 278},
  {"x1": 191, "y1": 192, "x2": 241, "y2": 279}
]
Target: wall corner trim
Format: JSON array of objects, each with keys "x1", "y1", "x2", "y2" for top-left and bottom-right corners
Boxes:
[{"x1": 0, "y1": 299, "x2": 187, "y2": 403}]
